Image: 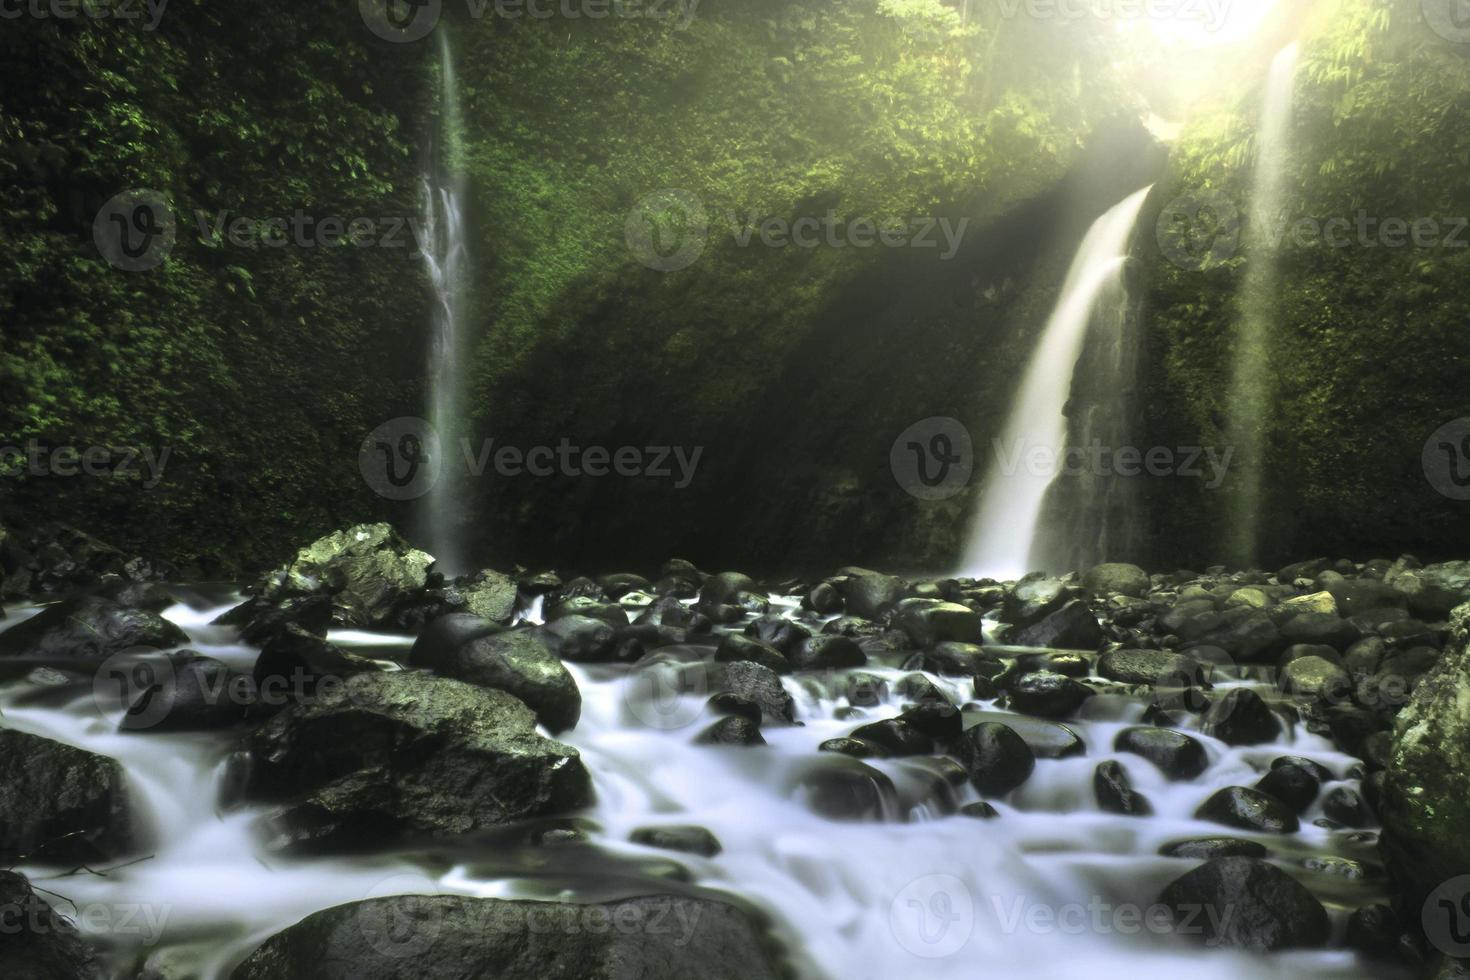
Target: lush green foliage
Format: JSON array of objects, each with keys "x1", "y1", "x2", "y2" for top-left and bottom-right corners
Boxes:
[
  {"x1": 0, "y1": 1, "x2": 431, "y2": 572},
  {"x1": 1142, "y1": 0, "x2": 1470, "y2": 566}
]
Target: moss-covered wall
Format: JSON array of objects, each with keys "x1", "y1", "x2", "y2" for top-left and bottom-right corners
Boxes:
[{"x1": 1137, "y1": 0, "x2": 1470, "y2": 570}]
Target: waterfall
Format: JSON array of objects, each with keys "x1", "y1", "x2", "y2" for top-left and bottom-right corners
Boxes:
[
  {"x1": 962, "y1": 187, "x2": 1152, "y2": 581},
  {"x1": 1224, "y1": 43, "x2": 1299, "y2": 570},
  {"x1": 420, "y1": 33, "x2": 469, "y2": 575}
]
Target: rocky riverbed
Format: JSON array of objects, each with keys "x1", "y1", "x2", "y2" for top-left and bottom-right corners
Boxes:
[{"x1": 1, "y1": 522, "x2": 1469, "y2": 978}]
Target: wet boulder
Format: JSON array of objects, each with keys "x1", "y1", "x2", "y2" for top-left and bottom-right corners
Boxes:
[
  {"x1": 630, "y1": 825, "x2": 722, "y2": 857},
  {"x1": 1279, "y1": 656, "x2": 1352, "y2": 702},
  {"x1": 120, "y1": 651, "x2": 253, "y2": 731},
  {"x1": 0, "y1": 594, "x2": 187, "y2": 662},
  {"x1": 835, "y1": 569, "x2": 907, "y2": 619},
  {"x1": 949, "y1": 722, "x2": 1035, "y2": 797},
  {"x1": 1195, "y1": 786, "x2": 1299, "y2": 834},
  {"x1": 743, "y1": 615, "x2": 811, "y2": 655},
  {"x1": 850, "y1": 719, "x2": 933, "y2": 758},
  {"x1": 789, "y1": 634, "x2": 866, "y2": 670},
  {"x1": 785, "y1": 757, "x2": 895, "y2": 821},
  {"x1": 0, "y1": 871, "x2": 104, "y2": 979},
  {"x1": 407, "y1": 612, "x2": 503, "y2": 667},
  {"x1": 1097, "y1": 649, "x2": 1208, "y2": 688},
  {"x1": 245, "y1": 524, "x2": 434, "y2": 630},
  {"x1": 892, "y1": 599, "x2": 984, "y2": 648},
  {"x1": 537, "y1": 614, "x2": 619, "y2": 663},
  {"x1": 413, "y1": 628, "x2": 581, "y2": 734},
  {"x1": 696, "y1": 716, "x2": 766, "y2": 746},
  {"x1": 0, "y1": 729, "x2": 135, "y2": 865},
  {"x1": 230, "y1": 893, "x2": 784, "y2": 980},
  {"x1": 1159, "y1": 838, "x2": 1268, "y2": 860},
  {"x1": 1114, "y1": 727, "x2": 1208, "y2": 780},
  {"x1": 1004, "y1": 671, "x2": 1094, "y2": 718},
  {"x1": 1083, "y1": 563, "x2": 1151, "y2": 598},
  {"x1": 1201, "y1": 689, "x2": 1281, "y2": 745},
  {"x1": 1279, "y1": 612, "x2": 1360, "y2": 651},
  {"x1": 236, "y1": 672, "x2": 591, "y2": 852},
  {"x1": 801, "y1": 582, "x2": 844, "y2": 615},
  {"x1": 715, "y1": 633, "x2": 792, "y2": 675},
  {"x1": 1157, "y1": 857, "x2": 1329, "y2": 951},
  {"x1": 1381, "y1": 602, "x2": 1470, "y2": 908},
  {"x1": 713, "y1": 661, "x2": 796, "y2": 724},
  {"x1": 1254, "y1": 762, "x2": 1321, "y2": 814},
  {"x1": 441, "y1": 569, "x2": 519, "y2": 624},
  {"x1": 1094, "y1": 761, "x2": 1152, "y2": 816},
  {"x1": 1008, "y1": 601, "x2": 1103, "y2": 651}
]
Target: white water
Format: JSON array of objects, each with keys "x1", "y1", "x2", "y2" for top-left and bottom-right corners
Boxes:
[
  {"x1": 420, "y1": 33, "x2": 470, "y2": 575},
  {"x1": 963, "y1": 187, "x2": 1152, "y2": 580},
  {"x1": 0, "y1": 594, "x2": 1392, "y2": 979},
  {"x1": 1225, "y1": 43, "x2": 1299, "y2": 569}
]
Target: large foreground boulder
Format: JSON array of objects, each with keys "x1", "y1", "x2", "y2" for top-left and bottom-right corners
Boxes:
[
  {"x1": 241, "y1": 524, "x2": 434, "y2": 630},
  {"x1": 0, "y1": 871, "x2": 104, "y2": 979},
  {"x1": 1157, "y1": 857, "x2": 1329, "y2": 951},
  {"x1": 236, "y1": 672, "x2": 591, "y2": 851},
  {"x1": 0, "y1": 729, "x2": 135, "y2": 865},
  {"x1": 1380, "y1": 601, "x2": 1470, "y2": 907},
  {"x1": 0, "y1": 594, "x2": 186, "y2": 661},
  {"x1": 230, "y1": 893, "x2": 784, "y2": 980}
]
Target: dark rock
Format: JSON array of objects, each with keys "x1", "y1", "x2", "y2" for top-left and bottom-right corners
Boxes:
[
  {"x1": 544, "y1": 596, "x2": 629, "y2": 629},
  {"x1": 1160, "y1": 837, "x2": 1268, "y2": 860},
  {"x1": 407, "y1": 612, "x2": 502, "y2": 667},
  {"x1": 1323, "y1": 786, "x2": 1372, "y2": 827},
  {"x1": 1009, "y1": 600, "x2": 1103, "y2": 651},
  {"x1": 1343, "y1": 636, "x2": 1388, "y2": 678},
  {"x1": 715, "y1": 661, "x2": 796, "y2": 724},
  {"x1": 790, "y1": 634, "x2": 866, "y2": 670},
  {"x1": 1183, "y1": 607, "x2": 1284, "y2": 663},
  {"x1": 0, "y1": 871, "x2": 104, "y2": 979},
  {"x1": 444, "y1": 570, "x2": 519, "y2": 624},
  {"x1": 220, "y1": 595, "x2": 334, "y2": 646},
  {"x1": 1270, "y1": 755, "x2": 1334, "y2": 783},
  {"x1": 950, "y1": 722, "x2": 1035, "y2": 797},
  {"x1": 959, "y1": 801, "x2": 999, "y2": 819},
  {"x1": 230, "y1": 893, "x2": 783, "y2": 980},
  {"x1": 699, "y1": 572, "x2": 759, "y2": 607},
  {"x1": 904, "y1": 642, "x2": 996, "y2": 677},
  {"x1": 898, "y1": 702, "x2": 963, "y2": 739},
  {"x1": 1083, "y1": 563, "x2": 1151, "y2": 598},
  {"x1": 0, "y1": 594, "x2": 187, "y2": 661},
  {"x1": 893, "y1": 599, "x2": 984, "y2": 648},
  {"x1": 1003, "y1": 578, "x2": 1073, "y2": 627},
  {"x1": 785, "y1": 757, "x2": 894, "y2": 821},
  {"x1": 246, "y1": 524, "x2": 434, "y2": 630},
  {"x1": 1254, "y1": 764, "x2": 1320, "y2": 814},
  {"x1": 236, "y1": 672, "x2": 591, "y2": 851},
  {"x1": 850, "y1": 719, "x2": 932, "y2": 757},
  {"x1": 743, "y1": 615, "x2": 811, "y2": 655},
  {"x1": 416, "y1": 628, "x2": 581, "y2": 734},
  {"x1": 1327, "y1": 581, "x2": 1407, "y2": 619},
  {"x1": 1005, "y1": 671, "x2": 1093, "y2": 718},
  {"x1": 252, "y1": 626, "x2": 378, "y2": 709},
  {"x1": 801, "y1": 582, "x2": 844, "y2": 615},
  {"x1": 537, "y1": 615, "x2": 618, "y2": 663},
  {"x1": 1280, "y1": 655, "x2": 1352, "y2": 702},
  {"x1": 1157, "y1": 857, "x2": 1329, "y2": 951},
  {"x1": 1114, "y1": 727, "x2": 1208, "y2": 780},
  {"x1": 707, "y1": 692, "x2": 761, "y2": 724},
  {"x1": 1201, "y1": 688, "x2": 1281, "y2": 745},
  {"x1": 1097, "y1": 649, "x2": 1207, "y2": 688},
  {"x1": 1010, "y1": 650, "x2": 1091, "y2": 677},
  {"x1": 635, "y1": 597, "x2": 708, "y2": 631},
  {"x1": 630, "y1": 825, "x2": 722, "y2": 857},
  {"x1": 845, "y1": 673, "x2": 889, "y2": 707},
  {"x1": 715, "y1": 633, "x2": 791, "y2": 675},
  {"x1": 819, "y1": 737, "x2": 879, "y2": 758},
  {"x1": 1195, "y1": 786, "x2": 1300, "y2": 833},
  {"x1": 122, "y1": 651, "x2": 253, "y2": 731},
  {"x1": 696, "y1": 716, "x2": 766, "y2": 747},
  {"x1": 1280, "y1": 612, "x2": 1360, "y2": 650},
  {"x1": 598, "y1": 573, "x2": 651, "y2": 600},
  {"x1": 836, "y1": 569, "x2": 907, "y2": 619},
  {"x1": 0, "y1": 729, "x2": 135, "y2": 865},
  {"x1": 1094, "y1": 760, "x2": 1152, "y2": 816},
  {"x1": 1344, "y1": 903, "x2": 1400, "y2": 960}
]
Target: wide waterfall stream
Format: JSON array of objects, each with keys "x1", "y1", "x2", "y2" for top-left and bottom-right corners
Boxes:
[{"x1": 0, "y1": 591, "x2": 1400, "y2": 979}]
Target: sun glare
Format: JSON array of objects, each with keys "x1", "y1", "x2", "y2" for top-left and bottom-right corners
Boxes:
[{"x1": 1126, "y1": 0, "x2": 1282, "y2": 47}]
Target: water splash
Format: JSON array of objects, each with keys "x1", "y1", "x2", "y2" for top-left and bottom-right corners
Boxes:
[
  {"x1": 1225, "y1": 43, "x2": 1299, "y2": 569},
  {"x1": 963, "y1": 187, "x2": 1153, "y2": 580}
]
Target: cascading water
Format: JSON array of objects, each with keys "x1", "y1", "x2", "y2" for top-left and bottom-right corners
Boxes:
[
  {"x1": 0, "y1": 592, "x2": 1396, "y2": 979},
  {"x1": 420, "y1": 33, "x2": 469, "y2": 575},
  {"x1": 963, "y1": 187, "x2": 1152, "y2": 580},
  {"x1": 1225, "y1": 43, "x2": 1299, "y2": 570}
]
